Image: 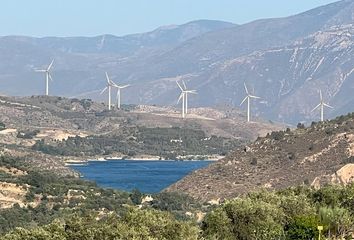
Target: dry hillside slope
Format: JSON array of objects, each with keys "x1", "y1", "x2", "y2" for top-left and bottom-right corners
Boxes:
[
  {"x1": 0, "y1": 96, "x2": 281, "y2": 140},
  {"x1": 0, "y1": 95, "x2": 282, "y2": 173},
  {"x1": 166, "y1": 113, "x2": 354, "y2": 202}
]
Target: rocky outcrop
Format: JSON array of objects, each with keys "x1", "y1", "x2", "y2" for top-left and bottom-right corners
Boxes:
[{"x1": 331, "y1": 164, "x2": 354, "y2": 185}]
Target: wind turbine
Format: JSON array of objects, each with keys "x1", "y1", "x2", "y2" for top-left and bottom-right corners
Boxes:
[
  {"x1": 311, "y1": 90, "x2": 333, "y2": 122},
  {"x1": 100, "y1": 72, "x2": 114, "y2": 110},
  {"x1": 240, "y1": 82, "x2": 260, "y2": 122},
  {"x1": 177, "y1": 82, "x2": 186, "y2": 118},
  {"x1": 107, "y1": 73, "x2": 130, "y2": 109},
  {"x1": 176, "y1": 80, "x2": 197, "y2": 118},
  {"x1": 35, "y1": 59, "x2": 54, "y2": 96}
]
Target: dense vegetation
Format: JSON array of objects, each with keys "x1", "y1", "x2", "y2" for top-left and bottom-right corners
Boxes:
[
  {"x1": 0, "y1": 122, "x2": 5, "y2": 131},
  {"x1": 1, "y1": 208, "x2": 200, "y2": 240},
  {"x1": 202, "y1": 186, "x2": 354, "y2": 239},
  {"x1": 32, "y1": 127, "x2": 241, "y2": 159},
  {"x1": 2, "y1": 180, "x2": 354, "y2": 239},
  {"x1": 0, "y1": 155, "x2": 202, "y2": 236}
]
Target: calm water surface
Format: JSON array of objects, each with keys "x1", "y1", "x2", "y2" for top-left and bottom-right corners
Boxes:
[{"x1": 71, "y1": 160, "x2": 212, "y2": 193}]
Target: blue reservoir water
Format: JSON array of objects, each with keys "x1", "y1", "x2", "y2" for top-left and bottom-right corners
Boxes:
[{"x1": 71, "y1": 160, "x2": 212, "y2": 193}]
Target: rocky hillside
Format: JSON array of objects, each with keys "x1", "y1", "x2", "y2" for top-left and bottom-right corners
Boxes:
[{"x1": 166, "y1": 112, "x2": 354, "y2": 202}]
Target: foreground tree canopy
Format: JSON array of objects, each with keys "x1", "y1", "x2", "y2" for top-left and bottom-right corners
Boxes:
[
  {"x1": 202, "y1": 186, "x2": 354, "y2": 240},
  {"x1": 1, "y1": 208, "x2": 199, "y2": 240},
  {"x1": 2, "y1": 184, "x2": 354, "y2": 240}
]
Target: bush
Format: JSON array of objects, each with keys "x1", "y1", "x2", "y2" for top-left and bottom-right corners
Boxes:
[
  {"x1": 130, "y1": 189, "x2": 142, "y2": 205},
  {"x1": 270, "y1": 131, "x2": 284, "y2": 140},
  {"x1": 288, "y1": 152, "x2": 296, "y2": 160},
  {"x1": 342, "y1": 156, "x2": 354, "y2": 164},
  {"x1": 17, "y1": 130, "x2": 40, "y2": 139},
  {"x1": 285, "y1": 215, "x2": 319, "y2": 240},
  {"x1": 202, "y1": 198, "x2": 285, "y2": 240},
  {"x1": 0, "y1": 122, "x2": 5, "y2": 131}
]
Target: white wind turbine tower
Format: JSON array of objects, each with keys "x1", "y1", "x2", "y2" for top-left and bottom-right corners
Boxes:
[
  {"x1": 240, "y1": 82, "x2": 260, "y2": 122},
  {"x1": 107, "y1": 73, "x2": 130, "y2": 109},
  {"x1": 35, "y1": 59, "x2": 54, "y2": 96},
  {"x1": 176, "y1": 80, "x2": 197, "y2": 118},
  {"x1": 177, "y1": 82, "x2": 186, "y2": 119},
  {"x1": 311, "y1": 90, "x2": 333, "y2": 122},
  {"x1": 100, "y1": 72, "x2": 115, "y2": 110}
]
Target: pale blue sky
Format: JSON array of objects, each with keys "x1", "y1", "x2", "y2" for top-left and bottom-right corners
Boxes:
[{"x1": 1, "y1": 0, "x2": 339, "y2": 37}]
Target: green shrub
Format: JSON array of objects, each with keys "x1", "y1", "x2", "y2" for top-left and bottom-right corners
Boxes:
[
  {"x1": 285, "y1": 215, "x2": 319, "y2": 240},
  {"x1": 0, "y1": 122, "x2": 5, "y2": 131}
]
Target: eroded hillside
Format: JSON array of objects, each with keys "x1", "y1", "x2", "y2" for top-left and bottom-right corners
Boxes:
[{"x1": 166, "y1": 113, "x2": 354, "y2": 201}]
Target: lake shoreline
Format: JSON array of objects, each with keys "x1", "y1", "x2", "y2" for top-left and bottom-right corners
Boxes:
[
  {"x1": 69, "y1": 158, "x2": 214, "y2": 193},
  {"x1": 64, "y1": 154, "x2": 223, "y2": 166}
]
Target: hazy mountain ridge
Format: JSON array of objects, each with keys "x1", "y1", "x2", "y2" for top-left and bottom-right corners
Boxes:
[
  {"x1": 2, "y1": 20, "x2": 235, "y2": 56},
  {"x1": 1, "y1": 1, "x2": 354, "y2": 124}
]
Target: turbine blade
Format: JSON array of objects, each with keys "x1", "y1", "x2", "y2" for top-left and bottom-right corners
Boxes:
[
  {"x1": 240, "y1": 96, "x2": 248, "y2": 106},
  {"x1": 119, "y1": 84, "x2": 130, "y2": 89},
  {"x1": 176, "y1": 81, "x2": 183, "y2": 91},
  {"x1": 110, "y1": 83, "x2": 118, "y2": 88},
  {"x1": 244, "y1": 82, "x2": 249, "y2": 95},
  {"x1": 35, "y1": 69, "x2": 46, "y2": 72},
  {"x1": 249, "y1": 95, "x2": 260, "y2": 99},
  {"x1": 105, "y1": 72, "x2": 110, "y2": 83},
  {"x1": 100, "y1": 87, "x2": 108, "y2": 95},
  {"x1": 47, "y1": 59, "x2": 54, "y2": 71},
  {"x1": 177, "y1": 93, "x2": 184, "y2": 104},
  {"x1": 319, "y1": 90, "x2": 323, "y2": 101},
  {"x1": 311, "y1": 103, "x2": 321, "y2": 112},
  {"x1": 185, "y1": 90, "x2": 197, "y2": 93},
  {"x1": 182, "y1": 80, "x2": 187, "y2": 90},
  {"x1": 110, "y1": 79, "x2": 119, "y2": 87},
  {"x1": 48, "y1": 73, "x2": 53, "y2": 82},
  {"x1": 324, "y1": 103, "x2": 333, "y2": 109}
]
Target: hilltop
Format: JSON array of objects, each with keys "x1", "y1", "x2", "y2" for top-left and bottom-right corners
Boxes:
[
  {"x1": 166, "y1": 112, "x2": 354, "y2": 202},
  {"x1": 0, "y1": 95, "x2": 281, "y2": 172}
]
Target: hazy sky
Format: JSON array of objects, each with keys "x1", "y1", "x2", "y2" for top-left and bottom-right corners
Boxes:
[{"x1": 1, "y1": 0, "x2": 339, "y2": 37}]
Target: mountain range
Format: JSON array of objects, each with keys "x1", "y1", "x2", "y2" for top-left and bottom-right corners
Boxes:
[{"x1": 1, "y1": 0, "x2": 354, "y2": 124}]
